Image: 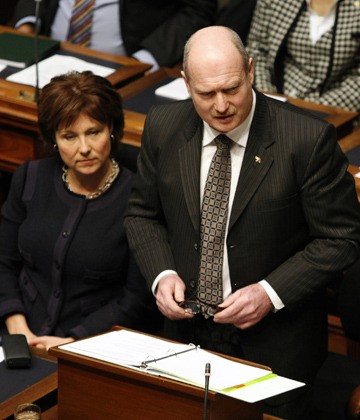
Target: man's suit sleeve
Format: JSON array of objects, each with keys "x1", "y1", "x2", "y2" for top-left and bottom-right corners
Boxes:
[
  {"x1": 13, "y1": 0, "x2": 58, "y2": 36},
  {"x1": 246, "y1": 0, "x2": 277, "y2": 92},
  {"x1": 124, "y1": 107, "x2": 177, "y2": 288},
  {"x1": 266, "y1": 121, "x2": 360, "y2": 308},
  {"x1": 139, "y1": 0, "x2": 217, "y2": 67}
]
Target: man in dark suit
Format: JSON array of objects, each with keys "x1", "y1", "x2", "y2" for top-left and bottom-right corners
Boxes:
[
  {"x1": 124, "y1": 26, "x2": 360, "y2": 419},
  {"x1": 13, "y1": 0, "x2": 217, "y2": 69},
  {"x1": 216, "y1": 0, "x2": 257, "y2": 44}
]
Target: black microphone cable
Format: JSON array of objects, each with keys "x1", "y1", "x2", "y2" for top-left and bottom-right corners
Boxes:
[{"x1": 34, "y1": 0, "x2": 42, "y2": 102}]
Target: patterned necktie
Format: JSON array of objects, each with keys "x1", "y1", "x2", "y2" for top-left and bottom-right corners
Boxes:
[
  {"x1": 67, "y1": 0, "x2": 96, "y2": 47},
  {"x1": 197, "y1": 134, "x2": 232, "y2": 316}
]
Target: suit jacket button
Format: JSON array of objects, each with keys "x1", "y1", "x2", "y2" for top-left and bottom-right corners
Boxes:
[{"x1": 194, "y1": 243, "x2": 198, "y2": 251}]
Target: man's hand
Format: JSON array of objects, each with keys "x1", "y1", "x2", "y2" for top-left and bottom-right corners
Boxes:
[
  {"x1": 214, "y1": 284, "x2": 273, "y2": 329},
  {"x1": 155, "y1": 274, "x2": 194, "y2": 320}
]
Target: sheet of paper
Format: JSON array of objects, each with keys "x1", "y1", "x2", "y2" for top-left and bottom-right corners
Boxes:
[
  {"x1": 155, "y1": 77, "x2": 190, "y2": 100},
  {"x1": 60, "y1": 330, "x2": 193, "y2": 367},
  {"x1": 6, "y1": 54, "x2": 114, "y2": 88},
  {"x1": 148, "y1": 347, "x2": 271, "y2": 390},
  {"x1": 0, "y1": 64, "x2": 6, "y2": 73},
  {"x1": 0, "y1": 346, "x2": 4, "y2": 363},
  {"x1": 264, "y1": 93, "x2": 288, "y2": 102},
  {"x1": 221, "y1": 374, "x2": 304, "y2": 403}
]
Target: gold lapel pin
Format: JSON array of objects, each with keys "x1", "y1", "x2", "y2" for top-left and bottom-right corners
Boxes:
[{"x1": 255, "y1": 156, "x2": 262, "y2": 164}]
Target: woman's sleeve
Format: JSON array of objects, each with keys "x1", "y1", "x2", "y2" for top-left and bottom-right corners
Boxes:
[{"x1": 0, "y1": 163, "x2": 28, "y2": 318}]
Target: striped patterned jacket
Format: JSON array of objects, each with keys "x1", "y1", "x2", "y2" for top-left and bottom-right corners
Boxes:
[{"x1": 247, "y1": 0, "x2": 360, "y2": 112}]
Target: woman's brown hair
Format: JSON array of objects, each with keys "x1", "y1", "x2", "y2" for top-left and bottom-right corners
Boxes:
[{"x1": 38, "y1": 71, "x2": 124, "y2": 154}]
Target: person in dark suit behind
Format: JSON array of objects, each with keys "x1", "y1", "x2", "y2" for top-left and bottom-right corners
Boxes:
[
  {"x1": 124, "y1": 26, "x2": 360, "y2": 419},
  {"x1": 216, "y1": 0, "x2": 257, "y2": 44},
  {"x1": 0, "y1": 71, "x2": 161, "y2": 351},
  {"x1": 0, "y1": 0, "x2": 18, "y2": 25},
  {"x1": 12, "y1": 0, "x2": 217, "y2": 71}
]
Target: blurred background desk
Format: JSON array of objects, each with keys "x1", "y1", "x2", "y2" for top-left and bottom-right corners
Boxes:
[
  {"x1": 0, "y1": 25, "x2": 150, "y2": 173},
  {"x1": 119, "y1": 68, "x2": 359, "y2": 147}
]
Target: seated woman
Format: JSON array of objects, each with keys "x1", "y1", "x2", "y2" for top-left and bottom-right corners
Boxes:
[
  {"x1": 0, "y1": 71, "x2": 161, "y2": 350},
  {"x1": 247, "y1": 0, "x2": 360, "y2": 112}
]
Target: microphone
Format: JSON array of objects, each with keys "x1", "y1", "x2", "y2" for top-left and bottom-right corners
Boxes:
[
  {"x1": 203, "y1": 362, "x2": 211, "y2": 420},
  {"x1": 34, "y1": 0, "x2": 42, "y2": 102}
]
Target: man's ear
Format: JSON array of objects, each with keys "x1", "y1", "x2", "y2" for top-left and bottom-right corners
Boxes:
[{"x1": 248, "y1": 57, "x2": 255, "y2": 85}]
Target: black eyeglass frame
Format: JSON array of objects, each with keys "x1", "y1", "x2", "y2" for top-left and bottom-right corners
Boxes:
[{"x1": 178, "y1": 292, "x2": 223, "y2": 317}]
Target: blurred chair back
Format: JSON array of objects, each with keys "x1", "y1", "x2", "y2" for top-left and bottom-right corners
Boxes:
[{"x1": 116, "y1": 143, "x2": 140, "y2": 173}]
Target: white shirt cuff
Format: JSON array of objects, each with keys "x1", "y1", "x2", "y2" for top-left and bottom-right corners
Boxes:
[
  {"x1": 132, "y1": 49, "x2": 159, "y2": 73},
  {"x1": 259, "y1": 280, "x2": 285, "y2": 312},
  {"x1": 151, "y1": 270, "x2": 178, "y2": 296}
]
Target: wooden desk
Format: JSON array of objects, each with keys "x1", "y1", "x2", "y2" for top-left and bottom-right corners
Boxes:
[
  {"x1": 0, "y1": 336, "x2": 281, "y2": 420},
  {"x1": 37, "y1": 405, "x2": 283, "y2": 420},
  {"x1": 119, "y1": 68, "x2": 359, "y2": 147},
  {"x1": 0, "y1": 348, "x2": 57, "y2": 419},
  {"x1": 0, "y1": 25, "x2": 150, "y2": 172}
]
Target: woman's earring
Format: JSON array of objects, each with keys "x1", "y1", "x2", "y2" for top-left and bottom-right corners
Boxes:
[
  {"x1": 110, "y1": 134, "x2": 115, "y2": 141},
  {"x1": 53, "y1": 143, "x2": 58, "y2": 152}
]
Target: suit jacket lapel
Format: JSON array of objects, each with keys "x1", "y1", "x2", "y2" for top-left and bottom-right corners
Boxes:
[
  {"x1": 178, "y1": 94, "x2": 275, "y2": 234},
  {"x1": 229, "y1": 92, "x2": 275, "y2": 231},
  {"x1": 179, "y1": 112, "x2": 203, "y2": 234},
  {"x1": 272, "y1": 1, "x2": 304, "y2": 60}
]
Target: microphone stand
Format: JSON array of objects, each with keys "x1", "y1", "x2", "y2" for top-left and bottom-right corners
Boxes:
[
  {"x1": 203, "y1": 363, "x2": 211, "y2": 420},
  {"x1": 34, "y1": 0, "x2": 42, "y2": 102}
]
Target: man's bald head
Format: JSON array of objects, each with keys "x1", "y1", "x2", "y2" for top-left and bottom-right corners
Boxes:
[{"x1": 182, "y1": 26, "x2": 250, "y2": 80}]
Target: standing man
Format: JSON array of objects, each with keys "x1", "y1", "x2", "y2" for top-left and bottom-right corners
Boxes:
[{"x1": 125, "y1": 26, "x2": 360, "y2": 418}]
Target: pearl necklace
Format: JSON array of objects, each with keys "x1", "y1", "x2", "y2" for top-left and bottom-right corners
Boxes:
[{"x1": 62, "y1": 158, "x2": 119, "y2": 199}]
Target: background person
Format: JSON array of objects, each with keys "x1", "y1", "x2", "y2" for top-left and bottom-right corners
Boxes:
[
  {"x1": 246, "y1": 0, "x2": 360, "y2": 112},
  {"x1": 13, "y1": 0, "x2": 217, "y2": 71}
]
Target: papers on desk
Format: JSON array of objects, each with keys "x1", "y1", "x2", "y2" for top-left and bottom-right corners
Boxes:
[
  {"x1": 0, "y1": 33, "x2": 60, "y2": 68},
  {"x1": 264, "y1": 93, "x2": 288, "y2": 102},
  {"x1": 6, "y1": 54, "x2": 114, "y2": 89},
  {"x1": 155, "y1": 77, "x2": 190, "y2": 100},
  {"x1": 60, "y1": 329, "x2": 304, "y2": 403}
]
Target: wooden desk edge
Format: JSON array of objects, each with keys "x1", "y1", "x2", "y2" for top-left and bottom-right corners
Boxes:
[{"x1": 0, "y1": 371, "x2": 57, "y2": 419}]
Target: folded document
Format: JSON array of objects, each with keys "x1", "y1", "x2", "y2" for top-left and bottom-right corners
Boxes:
[{"x1": 60, "y1": 329, "x2": 304, "y2": 403}]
